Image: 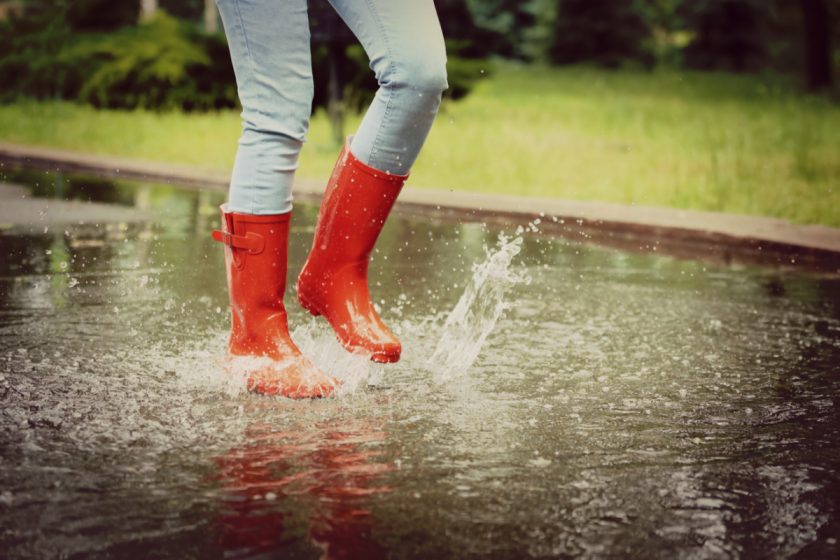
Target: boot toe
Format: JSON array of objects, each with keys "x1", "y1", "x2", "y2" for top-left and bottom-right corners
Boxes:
[
  {"x1": 369, "y1": 340, "x2": 401, "y2": 363},
  {"x1": 371, "y1": 349, "x2": 400, "y2": 363},
  {"x1": 244, "y1": 358, "x2": 339, "y2": 399},
  {"x1": 339, "y1": 331, "x2": 401, "y2": 363}
]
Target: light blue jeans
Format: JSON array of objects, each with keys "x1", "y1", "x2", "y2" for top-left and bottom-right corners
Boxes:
[{"x1": 216, "y1": 0, "x2": 448, "y2": 215}]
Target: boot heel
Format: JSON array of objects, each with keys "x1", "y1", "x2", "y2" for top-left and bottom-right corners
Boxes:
[{"x1": 298, "y1": 293, "x2": 322, "y2": 317}]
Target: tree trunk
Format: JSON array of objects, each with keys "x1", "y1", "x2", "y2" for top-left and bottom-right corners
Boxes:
[
  {"x1": 204, "y1": 0, "x2": 219, "y2": 33},
  {"x1": 140, "y1": 0, "x2": 158, "y2": 22},
  {"x1": 800, "y1": 0, "x2": 833, "y2": 91}
]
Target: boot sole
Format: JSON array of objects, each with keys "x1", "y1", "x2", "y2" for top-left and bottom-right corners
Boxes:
[{"x1": 298, "y1": 293, "x2": 401, "y2": 363}]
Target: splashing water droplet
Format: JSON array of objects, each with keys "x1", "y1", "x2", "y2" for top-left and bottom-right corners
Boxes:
[{"x1": 428, "y1": 233, "x2": 527, "y2": 381}]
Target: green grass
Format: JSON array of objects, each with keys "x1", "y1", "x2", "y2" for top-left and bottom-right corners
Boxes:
[{"x1": 1, "y1": 63, "x2": 839, "y2": 226}]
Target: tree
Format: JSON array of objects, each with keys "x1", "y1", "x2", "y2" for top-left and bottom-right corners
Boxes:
[
  {"x1": 465, "y1": 0, "x2": 542, "y2": 59},
  {"x1": 800, "y1": 0, "x2": 833, "y2": 90},
  {"x1": 203, "y1": 0, "x2": 218, "y2": 33},
  {"x1": 140, "y1": 0, "x2": 157, "y2": 22},
  {"x1": 62, "y1": 0, "x2": 139, "y2": 31},
  {"x1": 548, "y1": 0, "x2": 654, "y2": 68},
  {"x1": 434, "y1": 0, "x2": 511, "y2": 58},
  {"x1": 679, "y1": 0, "x2": 769, "y2": 72}
]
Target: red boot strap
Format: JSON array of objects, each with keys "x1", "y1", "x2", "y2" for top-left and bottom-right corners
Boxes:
[{"x1": 211, "y1": 230, "x2": 265, "y2": 254}]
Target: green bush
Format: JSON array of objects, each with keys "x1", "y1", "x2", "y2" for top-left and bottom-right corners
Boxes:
[
  {"x1": 678, "y1": 0, "x2": 771, "y2": 73},
  {"x1": 0, "y1": 7, "x2": 485, "y2": 112},
  {"x1": 549, "y1": 0, "x2": 655, "y2": 68},
  {"x1": 441, "y1": 41, "x2": 495, "y2": 100},
  {"x1": 61, "y1": 13, "x2": 237, "y2": 110},
  {"x1": 0, "y1": 9, "x2": 79, "y2": 100},
  {"x1": 0, "y1": 10, "x2": 235, "y2": 111}
]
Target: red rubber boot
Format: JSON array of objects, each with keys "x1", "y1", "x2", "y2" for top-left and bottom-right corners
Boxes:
[
  {"x1": 296, "y1": 140, "x2": 407, "y2": 363},
  {"x1": 212, "y1": 207, "x2": 338, "y2": 397}
]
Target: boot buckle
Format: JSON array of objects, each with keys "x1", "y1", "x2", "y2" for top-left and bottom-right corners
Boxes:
[{"x1": 211, "y1": 230, "x2": 265, "y2": 254}]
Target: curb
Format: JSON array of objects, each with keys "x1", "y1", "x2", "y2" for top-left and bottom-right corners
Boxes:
[{"x1": 2, "y1": 142, "x2": 839, "y2": 273}]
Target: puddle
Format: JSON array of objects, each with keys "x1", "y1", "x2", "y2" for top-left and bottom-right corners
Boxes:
[{"x1": 1, "y1": 167, "x2": 840, "y2": 558}]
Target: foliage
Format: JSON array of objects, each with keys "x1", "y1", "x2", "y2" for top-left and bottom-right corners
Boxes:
[
  {"x1": 434, "y1": 0, "x2": 514, "y2": 58},
  {"x1": 62, "y1": 13, "x2": 235, "y2": 110},
  {"x1": 678, "y1": 0, "x2": 771, "y2": 72},
  {"x1": 435, "y1": 0, "x2": 556, "y2": 62},
  {"x1": 3, "y1": 0, "x2": 836, "y2": 111},
  {"x1": 549, "y1": 0, "x2": 655, "y2": 68},
  {"x1": 464, "y1": 0, "x2": 538, "y2": 59},
  {"x1": 0, "y1": 1, "x2": 488, "y2": 111},
  {"x1": 0, "y1": 6, "x2": 78, "y2": 100},
  {"x1": 447, "y1": 0, "x2": 838, "y2": 90},
  {"x1": 62, "y1": 0, "x2": 139, "y2": 31},
  {"x1": 519, "y1": 0, "x2": 559, "y2": 62},
  {"x1": 442, "y1": 47, "x2": 494, "y2": 100},
  {"x1": 159, "y1": 0, "x2": 205, "y2": 22},
  {"x1": 642, "y1": 0, "x2": 690, "y2": 67},
  {"x1": 0, "y1": 9, "x2": 236, "y2": 110}
]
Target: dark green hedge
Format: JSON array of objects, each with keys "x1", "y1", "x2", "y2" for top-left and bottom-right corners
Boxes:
[
  {"x1": 0, "y1": 11, "x2": 237, "y2": 110},
  {"x1": 0, "y1": 9, "x2": 487, "y2": 112}
]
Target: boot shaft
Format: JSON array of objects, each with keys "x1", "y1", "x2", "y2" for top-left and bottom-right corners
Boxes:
[
  {"x1": 310, "y1": 141, "x2": 408, "y2": 267},
  {"x1": 296, "y1": 141, "x2": 406, "y2": 363},
  {"x1": 213, "y1": 207, "x2": 292, "y2": 354}
]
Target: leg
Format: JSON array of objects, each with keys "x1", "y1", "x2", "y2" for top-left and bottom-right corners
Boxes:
[
  {"x1": 214, "y1": 0, "x2": 337, "y2": 397},
  {"x1": 297, "y1": 1, "x2": 447, "y2": 362},
  {"x1": 328, "y1": 0, "x2": 448, "y2": 174},
  {"x1": 216, "y1": 0, "x2": 313, "y2": 214}
]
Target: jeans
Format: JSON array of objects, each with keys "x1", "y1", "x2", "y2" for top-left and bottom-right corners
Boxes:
[{"x1": 216, "y1": 0, "x2": 448, "y2": 215}]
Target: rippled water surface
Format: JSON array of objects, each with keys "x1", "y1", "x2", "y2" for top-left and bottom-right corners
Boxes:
[{"x1": 1, "y1": 170, "x2": 839, "y2": 559}]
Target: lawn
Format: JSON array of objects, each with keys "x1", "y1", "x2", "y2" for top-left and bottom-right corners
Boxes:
[{"x1": 1, "y1": 63, "x2": 838, "y2": 226}]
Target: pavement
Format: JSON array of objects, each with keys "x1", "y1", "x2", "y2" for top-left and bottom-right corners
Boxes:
[
  {"x1": 0, "y1": 182, "x2": 150, "y2": 234},
  {"x1": 2, "y1": 141, "x2": 839, "y2": 273}
]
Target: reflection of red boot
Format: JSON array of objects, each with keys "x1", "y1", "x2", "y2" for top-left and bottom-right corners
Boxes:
[
  {"x1": 307, "y1": 428, "x2": 392, "y2": 560},
  {"x1": 213, "y1": 423, "x2": 297, "y2": 556},
  {"x1": 213, "y1": 419, "x2": 392, "y2": 559},
  {"x1": 212, "y1": 207, "x2": 338, "y2": 397},
  {"x1": 297, "y1": 140, "x2": 407, "y2": 363}
]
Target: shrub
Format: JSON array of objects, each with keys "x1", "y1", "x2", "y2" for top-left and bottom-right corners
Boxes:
[
  {"x1": 0, "y1": 7, "x2": 485, "y2": 112},
  {"x1": 0, "y1": 10, "x2": 236, "y2": 110},
  {"x1": 548, "y1": 0, "x2": 655, "y2": 69},
  {"x1": 0, "y1": 9, "x2": 79, "y2": 100},
  {"x1": 678, "y1": 0, "x2": 772, "y2": 73},
  {"x1": 61, "y1": 13, "x2": 237, "y2": 110}
]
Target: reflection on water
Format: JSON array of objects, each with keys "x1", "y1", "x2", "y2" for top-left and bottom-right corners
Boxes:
[
  {"x1": 1, "y1": 168, "x2": 840, "y2": 559},
  {"x1": 214, "y1": 416, "x2": 391, "y2": 559}
]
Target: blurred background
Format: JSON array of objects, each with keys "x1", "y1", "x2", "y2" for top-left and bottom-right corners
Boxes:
[{"x1": 0, "y1": 0, "x2": 838, "y2": 226}]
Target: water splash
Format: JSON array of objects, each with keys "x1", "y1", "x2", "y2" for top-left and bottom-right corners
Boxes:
[
  {"x1": 292, "y1": 321, "x2": 387, "y2": 396},
  {"x1": 163, "y1": 228, "x2": 529, "y2": 396},
  {"x1": 166, "y1": 326, "x2": 385, "y2": 398},
  {"x1": 429, "y1": 232, "x2": 528, "y2": 381},
  {"x1": 161, "y1": 333, "x2": 247, "y2": 397}
]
